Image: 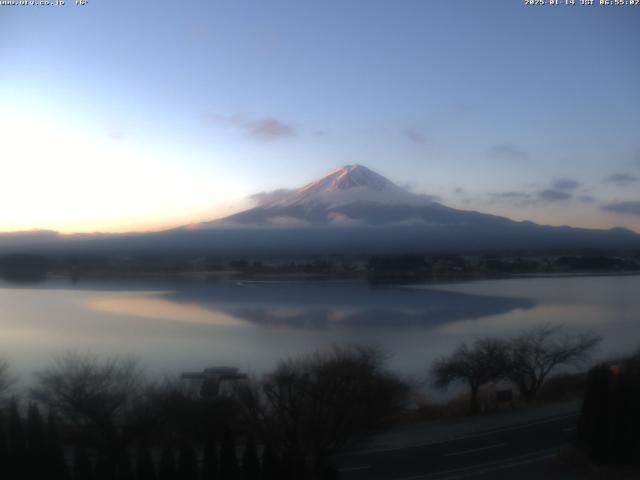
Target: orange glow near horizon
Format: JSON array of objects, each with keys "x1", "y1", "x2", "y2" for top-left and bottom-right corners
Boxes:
[{"x1": 0, "y1": 107, "x2": 250, "y2": 234}]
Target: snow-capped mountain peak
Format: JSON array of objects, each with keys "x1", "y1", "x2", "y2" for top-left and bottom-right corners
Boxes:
[
  {"x1": 191, "y1": 165, "x2": 443, "y2": 228},
  {"x1": 299, "y1": 164, "x2": 397, "y2": 194},
  {"x1": 261, "y1": 164, "x2": 431, "y2": 209}
]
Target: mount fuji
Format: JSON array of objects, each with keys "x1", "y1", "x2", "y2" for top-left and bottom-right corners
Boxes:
[
  {"x1": 2, "y1": 165, "x2": 639, "y2": 256},
  {"x1": 190, "y1": 164, "x2": 512, "y2": 229}
]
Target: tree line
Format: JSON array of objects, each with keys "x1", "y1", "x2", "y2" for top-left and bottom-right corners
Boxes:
[
  {"x1": 0, "y1": 397, "x2": 273, "y2": 480},
  {"x1": 0, "y1": 327, "x2": 604, "y2": 478},
  {"x1": 0, "y1": 346, "x2": 408, "y2": 480}
]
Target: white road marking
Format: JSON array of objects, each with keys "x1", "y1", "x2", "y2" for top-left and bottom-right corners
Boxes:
[{"x1": 443, "y1": 442, "x2": 507, "y2": 457}]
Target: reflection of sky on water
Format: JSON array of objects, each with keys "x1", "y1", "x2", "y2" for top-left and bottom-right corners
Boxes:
[
  {"x1": 0, "y1": 276, "x2": 638, "y2": 388},
  {"x1": 88, "y1": 292, "x2": 245, "y2": 327},
  {"x1": 160, "y1": 281, "x2": 534, "y2": 330}
]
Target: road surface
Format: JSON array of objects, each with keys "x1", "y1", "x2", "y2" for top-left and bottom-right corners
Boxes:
[{"x1": 334, "y1": 413, "x2": 579, "y2": 480}]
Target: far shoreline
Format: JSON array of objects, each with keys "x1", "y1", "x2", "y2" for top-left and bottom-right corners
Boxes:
[{"x1": 2, "y1": 268, "x2": 639, "y2": 289}]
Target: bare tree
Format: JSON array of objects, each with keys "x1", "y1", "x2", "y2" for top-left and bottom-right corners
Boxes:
[
  {"x1": 431, "y1": 338, "x2": 508, "y2": 414},
  {"x1": 234, "y1": 345, "x2": 409, "y2": 474},
  {"x1": 31, "y1": 351, "x2": 144, "y2": 456},
  {"x1": 505, "y1": 324, "x2": 601, "y2": 402}
]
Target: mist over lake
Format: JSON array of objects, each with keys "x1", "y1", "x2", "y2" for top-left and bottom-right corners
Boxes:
[{"x1": 1, "y1": 274, "x2": 638, "y2": 386}]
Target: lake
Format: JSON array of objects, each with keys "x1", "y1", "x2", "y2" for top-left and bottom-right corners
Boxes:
[{"x1": 1, "y1": 274, "x2": 638, "y2": 388}]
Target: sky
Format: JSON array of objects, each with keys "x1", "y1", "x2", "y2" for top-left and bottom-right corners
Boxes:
[{"x1": 1, "y1": 0, "x2": 639, "y2": 233}]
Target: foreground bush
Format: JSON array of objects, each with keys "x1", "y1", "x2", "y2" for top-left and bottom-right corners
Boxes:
[
  {"x1": 235, "y1": 345, "x2": 410, "y2": 475},
  {"x1": 577, "y1": 351, "x2": 640, "y2": 466}
]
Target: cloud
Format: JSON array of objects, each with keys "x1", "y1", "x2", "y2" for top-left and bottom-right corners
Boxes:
[
  {"x1": 604, "y1": 173, "x2": 638, "y2": 186},
  {"x1": 207, "y1": 114, "x2": 296, "y2": 140},
  {"x1": 488, "y1": 144, "x2": 529, "y2": 161},
  {"x1": 248, "y1": 189, "x2": 293, "y2": 206},
  {"x1": 267, "y1": 216, "x2": 311, "y2": 226},
  {"x1": 398, "y1": 181, "x2": 417, "y2": 192},
  {"x1": 538, "y1": 189, "x2": 572, "y2": 202},
  {"x1": 417, "y1": 193, "x2": 442, "y2": 203},
  {"x1": 453, "y1": 187, "x2": 464, "y2": 195},
  {"x1": 404, "y1": 128, "x2": 428, "y2": 145},
  {"x1": 603, "y1": 201, "x2": 640, "y2": 216},
  {"x1": 552, "y1": 178, "x2": 582, "y2": 191},
  {"x1": 247, "y1": 118, "x2": 295, "y2": 139},
  {"x1": 398, "y1": 184, "x2": 441, "y2": 202},
  {"x1": 327, "y1": 212, "x2": 364, "y2": 226},
  {"x1": 488, "y1": 179, "x2": 595, "y2": 207}
]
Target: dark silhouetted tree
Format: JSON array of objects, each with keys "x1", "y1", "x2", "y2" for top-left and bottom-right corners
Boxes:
[
  {"x1": 0, "y1": 420, "x2": 9, "y2": 476},
  {"x1": 135, "y1": 443, "x2": 156, "y2": 480},
  {"x1": 260, "y1": 443, "x2": 279, "y2": 480},
  {"x1": 278, "y1": 455, "x2": 294, "y2": 480},
  {"x1": 506, "y1": 325, "x2": 601, "y2": 402},
  {"x1": 26, "y1": 403, "x2": 46, "y2": 480},
  {"x1": 177, "y1": 439, "x2": 198, "y2": 480},
  {"x1": 157, "y1": 446, "x2": 177, "y2": 480},
  {"x1": 219, "y1": 425, "x2": 239, "y2": 480},
  {"x1": 241, "y1": 436, "x2": 260, "y2": 480},
  {"x1": 8, "y1": 398, "x2": 27, "y2": 479},
  {"x1": 46, "y1": 412, "x2": 70, "y2": 480},
  {"x1": 139, "y1": 377, "x2": 239, "y2": 452},
  {"x1": 202, "y1": 438, "x2": 218, "y2": 480},
  {"x1": 94, "y1": 450, "x2": 115, "y2": 480},
  {"x1": 73, "y1": 446, "x2": 94, "y2": 480},
  {"x1": 577, "y1": 354, "x2": 640, "y2": 466},
  {"x1": 431, "y1": 338, "x2": 508, "y2": 414},
  {"x1": 141, "y1": 380, "x2": 201, "y2": 443},
  {"x1": 116, "y1": 452, "x2": 134, "y2": 480},
  {"x1": 235, "y1": 345, "x2": 408, "y2": 470},
  {"x1": 32, "y1": 352, "x2": 144, "y2": 462}
]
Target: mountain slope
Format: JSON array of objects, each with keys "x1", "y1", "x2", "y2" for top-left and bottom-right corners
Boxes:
[
  {"x1": 193, "y1": 164, "x2": 505, "y2": 227},
  {"x1": 165, "y1": 164, "x2": 640, "y2": 253}
]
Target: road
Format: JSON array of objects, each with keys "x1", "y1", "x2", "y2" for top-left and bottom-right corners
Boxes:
[{"x1": 334, "y1": 413, "x2": 579, "y2": 480}]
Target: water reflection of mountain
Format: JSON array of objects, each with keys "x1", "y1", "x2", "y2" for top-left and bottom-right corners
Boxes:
[{"x1": 164, "y1": 281, "x2": 535, "y2": 330}]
